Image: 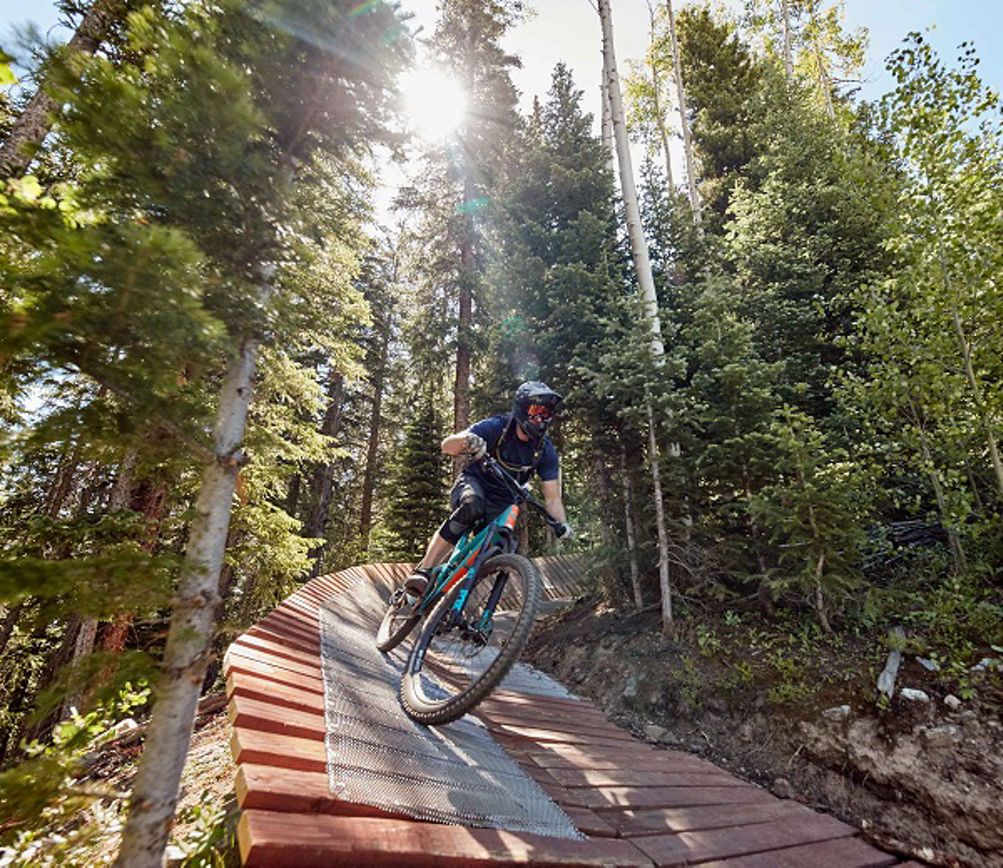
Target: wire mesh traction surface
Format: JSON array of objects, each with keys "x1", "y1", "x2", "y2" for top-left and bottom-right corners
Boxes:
[{"x1": 318, "y1": 587, "x2": 585, "y2": 839}]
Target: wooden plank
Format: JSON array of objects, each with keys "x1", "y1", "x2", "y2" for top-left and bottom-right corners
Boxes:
[
  {"x1": 484, "y1": 721, "x2": 638, "y2": 746},
  {"x1": 224, "y1": 644, "x2": 324, "y2": 684},
  {"x1": 235, "y1": 764, "x2": 399, "y2": 819},
  {"x1": 547, "y1": 768, "x2": 749, "y2": 789},
  {"x1": 606, "y1": 802, "x2": 804, "y2": 837},
  {"x1": 508, "y1": 745, "x2": 712, "y2": 771},
  {"x1": 228, "y1": 693, "x2": 326, "y2": 740},
  {"x1": 229, "y1": 633, "x2": 321, "y2": 669},
  {"x1": 632, "y1": 812, "x2": 858, "y2": 866},
  {"x1": 579, "y1": 785, "x2": 775, "y2": 812},
  {"x1": 247, "y1": 622, "x2": 321, "y2": 654},
  {"x1": 227, "y1": 671, "x2": 325, "y2": 718},
  {"x1": 238, "y1": 810, "x2": 658, "y2": 868},
  {"x1": 700, "y1": 835, "x2": 898, "y2": 867},
  {"x1": 230, "y1": 727, "x2": 326, "y2": 774}
]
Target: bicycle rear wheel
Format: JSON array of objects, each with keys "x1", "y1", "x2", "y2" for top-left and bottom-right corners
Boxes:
[
  {"x1": 375, "y1": 587, "x2": 422, "y2": 653},
  {"x1": 400, "y1": 553, "x2": 540, "y2": 725}
]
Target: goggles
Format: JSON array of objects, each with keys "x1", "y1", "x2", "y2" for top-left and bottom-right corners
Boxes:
[{"x1": 526, "y1": 403, "x2": 553, "y2": 423}]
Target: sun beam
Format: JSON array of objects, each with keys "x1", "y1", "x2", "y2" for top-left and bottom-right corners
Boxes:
[{"x1": 399, "y1": 65, "x2": 468, "y2": 142}]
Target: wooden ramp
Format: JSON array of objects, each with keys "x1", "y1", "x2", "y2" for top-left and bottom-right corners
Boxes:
[{"x1": 223, "y1": 560, "x2": 913, "y2": 867}]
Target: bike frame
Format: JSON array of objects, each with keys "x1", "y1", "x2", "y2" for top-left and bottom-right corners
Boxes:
[{"x1": 414, "y1": 501, "x2": 519, "y2": 619}]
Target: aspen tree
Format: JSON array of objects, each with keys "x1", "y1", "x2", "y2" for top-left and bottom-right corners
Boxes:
[{"x1": 598, "y1": 0, "x2": 674, "y2": 630}]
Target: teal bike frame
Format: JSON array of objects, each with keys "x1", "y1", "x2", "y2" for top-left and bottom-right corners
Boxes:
[{"x1": 411, "y1": 501, "x2": 520, "y2": 620}]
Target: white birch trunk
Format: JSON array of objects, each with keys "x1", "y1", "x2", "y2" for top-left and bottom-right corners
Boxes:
[
  {"x1": 599, "y1": 0, "x2": 664, "y2": 358},
  {"x1": 599, "y1": 0, "x2": 672, "y2": 630},
  {"x1": 813, "y1": 40, "x2": 835, "y2": 119},
  {"x1": 665, "y1": 0, "x2": 701, "y2": 223},
  {"x1": 601, "y1": 60, "x2": 616, "y2": 178},
  {"x1": 782, "y1": 0, "x2": 793, "y2": 84},
  {"x1": 114, "y1": 321, "x2": 264, "y2": 867},
  {"x1": 645, "y1": 0, "x2": 674, "y2": 189}
]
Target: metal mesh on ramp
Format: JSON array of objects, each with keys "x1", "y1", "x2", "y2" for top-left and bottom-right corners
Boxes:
[{"x1": 319, "y1": 598, "x2": 584, "y2": 838}]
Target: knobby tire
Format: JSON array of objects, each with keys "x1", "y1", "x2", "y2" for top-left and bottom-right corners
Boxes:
[
  {"x1": 400, "y1": 553, "x2": 541, "y2": 725},
  {"x1": 375, "y1": 589, "x2": 422, "y2": 653}
]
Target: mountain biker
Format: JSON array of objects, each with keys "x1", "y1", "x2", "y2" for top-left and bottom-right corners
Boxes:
[{"x1": 402, "y1": 381, "x2": 574, "y2": 602}]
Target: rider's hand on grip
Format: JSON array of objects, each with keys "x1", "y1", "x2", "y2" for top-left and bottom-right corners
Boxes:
[
  {"x1": 463, "y1": 432, "x2": 487, "y2": 460},
  {"x1": 554, "y1": 522, "x2": 574, "y2": 541}
]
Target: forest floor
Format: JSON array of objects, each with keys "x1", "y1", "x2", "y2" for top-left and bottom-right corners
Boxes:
[
  {"x1": 75, "y1": 695, "x2": 241, "y2": 867},
  {"x1": 524, "y1": 596, "x2": 1003, "y2": 868}
]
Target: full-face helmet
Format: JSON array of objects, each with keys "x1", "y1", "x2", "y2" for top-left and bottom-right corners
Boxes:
[{"x1": 512, "y1": 381, "x2": 562, "y2": 440}]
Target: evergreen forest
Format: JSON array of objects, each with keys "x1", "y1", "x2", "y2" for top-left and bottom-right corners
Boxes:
[{"x1": 0, "y1": 0, "x2": 1000, "y2": 864}]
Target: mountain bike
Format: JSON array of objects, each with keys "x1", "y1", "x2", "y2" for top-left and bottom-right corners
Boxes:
[{"x1": 375, "y1": 455, "x2": 564, "y2": 725}]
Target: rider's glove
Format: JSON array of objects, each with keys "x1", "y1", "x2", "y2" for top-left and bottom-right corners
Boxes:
[
  {"x1": 463, "y1": 432, "x2": 487, "y2": 461},
  {"x1": 554, "y1": 522, "x2": 575, "y2": 541}
]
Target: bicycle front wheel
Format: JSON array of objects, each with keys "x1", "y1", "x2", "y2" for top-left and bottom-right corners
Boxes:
[
  {"x1": 375, "y1": 588, "x2": 422, "y2": 653},
  {"x1": 400, "y1": 553, "x2": 541, "y2": 725}
]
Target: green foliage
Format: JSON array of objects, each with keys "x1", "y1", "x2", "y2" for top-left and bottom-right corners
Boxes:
[
  {"x1": 0, "y1": 682, "x2": 148, "y2": 862},
  {"x1": 751, "y1": 408, "x2": 867, "y2": 628},
  {"x1": 381, "y1": 396, "x2": 447, "y2": 559},
  {"x1": 173, "y1": 789, "x2": 238, "y2": 868}
]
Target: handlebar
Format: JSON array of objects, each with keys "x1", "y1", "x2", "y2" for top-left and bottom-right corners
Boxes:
[{"x1": 478, "y1": 455, "x2": 564, "y2": 534}]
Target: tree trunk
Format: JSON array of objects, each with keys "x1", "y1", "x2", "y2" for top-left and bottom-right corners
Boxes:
[
  {"x1": 907, "y1": 397, "x2": 967, "y2": 574},
  {"x1": 0, "y1": 0, "x2": 128, "y2": 176},
  {"x1": 665, "y1": 0, "x2": 701, "y2": 223},
  {"x1": 600, "y1": 0, "x2": 673, "y2": 629},
  {"x1": 645, "y1": 0, "x2": 674, "y2": 189},
  {"x1": 647, "y1": 403, "x2": 673, "y2": 631},
  {"x1": 600, "y1": 56, "x2": 617, "y2": 178},
  {"x1": 62, "y1": 446, "x2": 137, "y2": 719},
  {"x1": 813, "y1": 552, "x2": 832, "y2": 633},
  {"x1": 782, "y1": 0, "x2": 793, "y2": 84},
  {"x1": 940, "y1": 251, "x2": 1003, "y2": 498},
  {"x1": 620, "y1": 448, "x2": 643, "y2": 610},
  {"x1": 304, "y1": 372, "x2": 344, "y2": 578},
  {"x1": 284, "y1": 473, "x2": 301, "y2": 518},
  {"x1": 812, "y1": 40, "x2": 835, "y2": 119},
  {"x1": 0, "y1": 601, "x2": 26, "y2": 659},
  {"x1": 454, "y1": 171, "x2": 475, "y2": 438},
  {"x1": 114, "y1": 324, "x2": 262, "y2": 868},
  {"x1": 599, "y1": 0, "x2": 665, "y2": 358},
  {"x1": 359, "y1": 322, "x2": 391, "y2": 550}
]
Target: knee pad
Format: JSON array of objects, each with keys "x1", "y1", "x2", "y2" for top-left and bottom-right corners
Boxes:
[{"x1": 443, "y1": 494, "x2": 485, "y2": 542}]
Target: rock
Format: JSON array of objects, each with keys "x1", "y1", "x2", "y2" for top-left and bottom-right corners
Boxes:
[
  {"x1": 959, "y1": 710, "x2": 979, "y2": 731},
  {"x1": 916, "y1": 657, "x2": 941, "y2": 671},
  {"x1": 944, "y1": 694, "x2": 962, "y2": 710},
  {"x1": 738, "y1": 722, "x2": 754, "y2": 742},
  {"x1": 771, "y1": 777, "x2": 796, "y2": 799},
  {"x1": 622, "y1": 675, "x2": 640, "y2": 700},
  {"x1": 920, "y1": 725, "x2": 963, "y2": 750},
  {"x1": 643, "y1": 724, "x2": 667, "y2": 741},
  {"x1": 970, "y1": 657, "x2": 1001, "y2": 673},
  {"x1": 658, "y1": 730, "x2": 683, "y2": 747},
  {"x1": 899, "y1": 688, "x2": 930, "y2": 703},
  {"x1": 822, "y1": 704, "x2": 851, "y2": 722}
]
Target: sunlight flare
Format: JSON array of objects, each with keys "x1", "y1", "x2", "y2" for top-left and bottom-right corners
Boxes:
[{"x1": 399, "y1": 65, "x2": 467, "y2": 141}]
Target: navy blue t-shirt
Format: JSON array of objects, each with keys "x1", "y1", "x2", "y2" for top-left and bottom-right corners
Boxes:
[{"x1": 466, "y1": 414, "x2": 559, "y2": 498}]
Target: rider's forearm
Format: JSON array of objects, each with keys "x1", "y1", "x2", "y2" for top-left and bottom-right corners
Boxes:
[
  {"x1": 441, "y1": 432, "x2": 470, "y2": 455},
  {"x1": 544, "y1": 496, "x2": 566, "y2": 523}
]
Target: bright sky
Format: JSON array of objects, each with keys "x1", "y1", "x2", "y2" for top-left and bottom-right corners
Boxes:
[
  {"x1": 5, "y1": 0, "x2": 1000, "y2": 107},
  {"x1": 4, "y1": 0, "x2": 1001, "y2": 211}
]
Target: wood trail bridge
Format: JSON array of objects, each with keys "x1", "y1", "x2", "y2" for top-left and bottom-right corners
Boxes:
[{"x1": 224, "y1": 558, "x2": 922, "y2": 867}]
